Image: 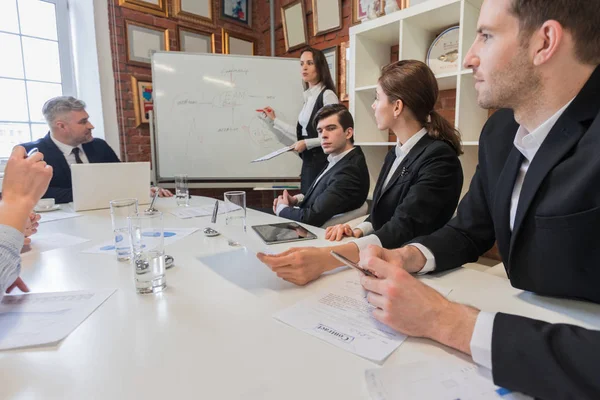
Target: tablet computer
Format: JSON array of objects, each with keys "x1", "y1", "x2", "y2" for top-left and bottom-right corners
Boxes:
[{"x1": 252, "y1": 222, "x2": 318, "y2": 245}]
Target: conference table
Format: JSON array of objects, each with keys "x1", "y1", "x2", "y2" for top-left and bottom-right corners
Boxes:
[{"x1": 3, "y1": 196, "x2": 600, "y2": 399}]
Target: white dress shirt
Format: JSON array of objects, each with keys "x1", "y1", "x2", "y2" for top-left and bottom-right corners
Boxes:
[
  {"x1": 353, "y1": 128, "x2": 428, "y2": 251},
  {"x1": 50, "y1": 134, "x2": 90, "y2": 165},
  {"x1": 276, "y1": 147, "x2": 355, "y2": 216},
  {"x1": 272, "y1": 82, "x2": 339, "y2": 150},
  {"x1": 410, "y1": 100, "x2": 574, "y2": 370}
]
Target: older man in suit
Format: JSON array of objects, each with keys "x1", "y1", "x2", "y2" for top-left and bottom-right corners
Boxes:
[
  {"x1": 357, "y1": 0, "x2": 600, "y2": 398},
  {"x1": 20, "y1": 96, "x2": 170, "y2": 203}
]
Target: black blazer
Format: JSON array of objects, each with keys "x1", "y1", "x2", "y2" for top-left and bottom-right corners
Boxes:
[
  {"x1": 366, "y1": 135, "x2": 463, "y2": 249},
  {"x1": 414, "y1": 66, "x2": 600, "y2": 398},
  {"x1": 21, "y1": 133, "x2": 120, "y2": 203},
  {"x1": 279, "y1": 146, "x2": 369, "y2": 227}
]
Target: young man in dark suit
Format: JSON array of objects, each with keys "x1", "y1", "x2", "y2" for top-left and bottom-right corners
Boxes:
[
  {"x1": 272, "y1": 104, "x2": 369, "y2": 228},
  {"x1": 357, "y1": 0, "x2": 600, "y2": 398},
  {"x1": 20, "y1": 96, "x2": 171, "y2": 203}
]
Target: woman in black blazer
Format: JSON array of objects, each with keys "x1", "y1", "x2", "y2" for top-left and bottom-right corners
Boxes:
[
  {"x1": 258, "y1": 60, "x2": 463, "y2": 286},
  {"x1": 258, "y1": 47, "x2": 339, "y2": 194}
]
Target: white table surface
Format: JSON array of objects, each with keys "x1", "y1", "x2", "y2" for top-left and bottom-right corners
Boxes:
[{"x1": 2, "y1": 196, "x2": 600, "y2": 399}]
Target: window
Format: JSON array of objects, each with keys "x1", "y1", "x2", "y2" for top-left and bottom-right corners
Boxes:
[{"x1": 0, "y1": 0, "x2": 74, "y2": 157}]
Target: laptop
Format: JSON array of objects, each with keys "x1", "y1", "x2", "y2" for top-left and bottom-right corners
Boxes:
[{"x1": 71, "y1": 162, "x2": 151, "y2": 211}]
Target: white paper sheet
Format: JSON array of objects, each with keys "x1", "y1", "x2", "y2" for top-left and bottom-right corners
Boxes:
[
  {"x1": 22, "y1": 233, "x2": 91, "y2": 256},
  {"x1": 168, "y1": 202, "x2": 239, "y2": 219},
  {"x1": 273, "y1": 277, "x2": 451, "y2": 363},
  {"x1": 81, "y1": 227, "x2": 199, "y2": 254},
  {"x1": 251, "y1": 145, "x2": 294, "y2": 163},
  {"x1": 0, "y1": 289, "x2": 116, "y2": 350},
  {"x1": 38, "y1": 211, "x2": 83, "y2": 224},
  {"x1": 365, "y1": 359, "x2": 532, "y2": 400}
]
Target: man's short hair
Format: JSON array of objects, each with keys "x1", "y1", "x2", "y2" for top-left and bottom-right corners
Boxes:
[
  {"x1": 510, "y1": 0, "x2": 600, "y2": 65},
  {"x1": 313, "y1": 104, "x2": 355, "y2": 144},
  {"x1": 42, "y1": 96, "x2": 87, "y2": 126}
]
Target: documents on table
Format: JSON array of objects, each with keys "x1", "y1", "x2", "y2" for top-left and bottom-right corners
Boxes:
[
  {"x1": 168, "y1": 202, "x2": 239, "y2": 219},
  {"x1": 82, "y1": 227, "x2": 199, "y2": 254},
  {"x1": 251, "y1": 145, "x2": 294, "y2": 163},
  {"x1": 273, "y1": 277, "x2": 451, "y2": 363},
  {"x1": 37, "y1": 211, "x2": 82, "y2": 224},
  {"x1": 22, "y1": 232, "x2": 90, "y2": 256},
  {"x1": 0, "y1": 289, "x2": 116, "y2": 350},
  {"x1": 365, "y1": 359, "x2": 532, "y2": 400}
]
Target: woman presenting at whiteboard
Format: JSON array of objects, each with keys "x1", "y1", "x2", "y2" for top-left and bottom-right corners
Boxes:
[{"x1": 258, "y1": 47, "x2": 339, "y2": 194}]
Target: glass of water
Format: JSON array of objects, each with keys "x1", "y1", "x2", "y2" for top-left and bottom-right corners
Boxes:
[
  {"x1": 175, "y1": 174, "x2": 189, "y2": 206},
  {"x1": 128, "y1": 212, "x2": 167, "y2": 294},
  {"x1": 224, "y1": 191, "x2": 246, "y2": 246},
  {"x1": 109, "y1": 198, "x2": 138, "y2": 262}
]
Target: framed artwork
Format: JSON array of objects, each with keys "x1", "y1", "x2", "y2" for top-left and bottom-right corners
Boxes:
[
  {"x1": 125, "y1": 20, "x2": 169, "y2": 67},
  {"x1": 221, "y1": 0, "x2": 252, "y2": 28},
  {"x1": 178, "y1": 27, "x2": 215, "y2": 53},
  {"x1": 221, "y1": 28, "x2": 255, "y2": 55},
  {"x1": 312, "y1": 0, "x2": 341, "y2": 36},
  {"x1": 118, "y1": 0, "x2": 167, "y2": 18},
  {"x1": 281, "y1": 0, "x2": 308, "y2": 52},
  {"x1": 131, "y1": 76, "x2": 153, "y2": 126},
  {"x1": 352, "y1": 0, "x2": 384, "y2": 24},
  {"x1": 173, "y1": 0, "x2": 213, "y2": 25},
  {"x1": 339, "y1": 41, "x2": 350, "y2": 101},
  {"x1": 323, "y1": 45, "x2": 338, "y2": 91}
]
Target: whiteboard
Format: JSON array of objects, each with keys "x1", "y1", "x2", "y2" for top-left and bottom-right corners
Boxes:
[{"x1": 152, "y1": 52, "x2": 304, "y2": 180}]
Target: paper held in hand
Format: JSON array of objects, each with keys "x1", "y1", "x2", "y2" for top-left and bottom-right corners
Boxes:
[{"x1": 251, "y1": 145, "x2": 294, "y2": 163}]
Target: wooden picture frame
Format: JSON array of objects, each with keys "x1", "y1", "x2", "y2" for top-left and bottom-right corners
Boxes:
[
  {"x1": 352, "y1": 0, "x2": 384, "y2": 24},
  {"x1": 178, "y1": 26, "x2": 215, "y2": 53},
  {"x1": 131, "y1": 76, "x2": 153, "y2": 126},
  {"x1": 221, "y1": 0, "x2": 252, "y2": 28},
  {"x1": 221, "y1": 28, "x2": 255, "y2": 55},
  {"x1": 312, "y1": 0, "x2": 342, "y2": 36},
  {"x1": 281, "y1": 0, "x2": 308, "y2": 53},
  {"x1": 118, "y1": 0, "x2": 167, "y2": 18},
  {"x1": 173, "y1": 0, "x2": 213, "y2": 25},
  {"x1": 323, "y1": 45, "x2": 338, "y2": 91},
  {"x1": 125, "y1": 20, "x2": 169, "y2": 67},
  {"x1": 339, "y1": 41, "x2": 350, "y2": 102}
]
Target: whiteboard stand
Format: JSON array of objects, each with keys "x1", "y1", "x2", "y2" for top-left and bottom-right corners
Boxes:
[{"x1": 148, "y1": 110, "x2": 159, "y2": 187}]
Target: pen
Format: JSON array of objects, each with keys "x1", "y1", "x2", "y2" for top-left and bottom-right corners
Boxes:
[
  {"x1": 211, "y1": 200, "x2": 219, "y2": 223},
  {"x1": 330, "y1": 251, "x2": 378, "y2": 278},
  {"x1": 26, "y1": 147, "x2": 39, "y2": 157}
]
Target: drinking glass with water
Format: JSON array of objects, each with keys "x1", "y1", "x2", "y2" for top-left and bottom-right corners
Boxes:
[
  {"x1": 175, "y1": 174, "x2": 189, "y2": 206},
  {"x1": 109, "y1": 198, "x2": 138, "y2": 261},
  {"x1": 128, "y1": 212, "x2": 167, "y2": 294},
  {"x1": 224, "y1": 191, "x2": 246, "y2": 246}
]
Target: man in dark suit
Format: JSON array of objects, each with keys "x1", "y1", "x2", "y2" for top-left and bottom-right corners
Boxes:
[
  {"x1": 20, "y1": 96, "x2": 171, "y2": 203},
  {"x1": 272, "y1": 104, "x2": 369, "y2": 227},
  {"x1": 358, "y1": 0, "x2": 600, "y2": 399}
]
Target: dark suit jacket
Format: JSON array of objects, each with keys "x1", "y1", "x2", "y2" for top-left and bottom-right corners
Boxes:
[
  {"x1": 21, "y1": 133, "x2": 120, "y2": 203},
  {"x1": 279, "y1": 146, "x2": 369, "y2": 227},
  {"x1": 366, "y1": 135, "x2": 463, "y2": 249},
  {"x1": 413, "y1": 66, "x2": 600, "y2": 398}
]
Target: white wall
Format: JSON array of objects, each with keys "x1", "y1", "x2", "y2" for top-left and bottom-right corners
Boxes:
[{"x1": 68, "y1": 0, "x2": 120, "y2": 158}]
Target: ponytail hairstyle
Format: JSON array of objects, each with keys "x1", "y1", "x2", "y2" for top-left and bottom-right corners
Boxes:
[{"x1": 378, "y1": 60, "x2": 462, "y2": 155}]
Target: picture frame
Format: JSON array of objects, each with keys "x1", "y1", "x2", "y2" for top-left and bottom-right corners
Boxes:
[
  {"x1": 339, "y1": 41, "x2": 350, "y2": 101},
  {"x1": 118, "y1": 0, "x2": 167, "y2": 18},
  {"x1": 125, "y1": 20, "x2": 169, "y2": 67},
  {"x1": 221, "y1": 0, "x2": 252, "y2": 28},
  {"x1": 352, "y1": 0, "x2": 384, "y2": 24},
  {"x1": 173, "y1": 0, "x2": 214, "y2": 25},
  {"x1": 323, "y1": 45, "x2": 338, "y2": 91},
  {"x1": 312, "y1": 0, "x2": 342, "y2": 36},
  {"x1": 281, "y1": 0, "x2": 308, "y2": 53},
  {"x1": 221, "y1": 28, "x2": 255, "y2": 55},
  {"x1": 131, "y1": 76, "x2": 153, "y2": 126},
  {"x1": 178, "y1": 26, "x2": 215, "y2": 53}
]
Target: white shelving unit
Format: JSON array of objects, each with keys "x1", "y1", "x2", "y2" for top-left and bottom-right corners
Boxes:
[{"x1": 349, "y1": 0, "x2": 486, "y2": 199}]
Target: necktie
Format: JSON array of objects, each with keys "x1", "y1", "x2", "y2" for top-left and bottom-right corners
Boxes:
[{"x1": 71, "y1": 147, "x2": 83, "y2": 164}]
